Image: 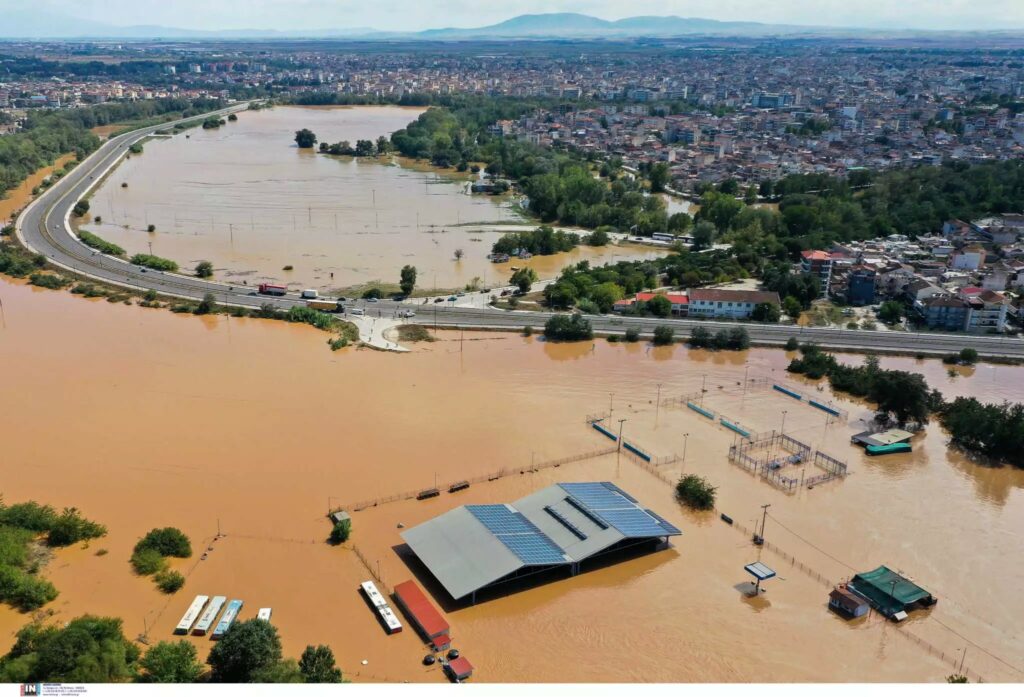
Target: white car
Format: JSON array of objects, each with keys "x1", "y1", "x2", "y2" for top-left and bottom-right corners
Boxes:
[
  {"x1": 400, "y1": 310, "x2": 416, "y2": 318},
  {"x1": 350, "y1": 308, "x2": 365, "y2": 316},
  {"x1": 300, "y1": 289, "x2": 318, "y2": 299}
]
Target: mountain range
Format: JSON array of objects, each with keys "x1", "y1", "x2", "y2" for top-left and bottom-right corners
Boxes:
[{"x1": 1, "y1": 11, "x2": 1019, "y2": 40}]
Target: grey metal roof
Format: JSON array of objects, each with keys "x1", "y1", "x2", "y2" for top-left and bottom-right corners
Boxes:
[{"x1": 400, "y1": 482, "x2": 681, "y2": 600}]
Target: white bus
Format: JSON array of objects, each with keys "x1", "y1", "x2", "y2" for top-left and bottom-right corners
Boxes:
[{"x1": 174, "y1": 595, "x2": 209, "y2": 635}]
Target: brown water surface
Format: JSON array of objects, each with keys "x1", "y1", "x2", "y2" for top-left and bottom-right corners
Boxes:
[
  {"x1": 85, "y1": 106, "x2": 662, "y2": 291},
  {"x1": 1, "y1": 278, "x2": 1022, "y2": 682}
]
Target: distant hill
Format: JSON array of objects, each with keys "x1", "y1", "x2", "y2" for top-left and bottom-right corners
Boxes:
[{"x1": 0, "y1": 10, "x2": 1020, "y2": 40}]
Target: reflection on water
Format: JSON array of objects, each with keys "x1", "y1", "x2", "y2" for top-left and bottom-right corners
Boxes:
[
  {"x1": 1, "y1": 276, "x2": 1023, "y2": 681},
  {"x1": 85, "y1": 106, "x2": 664, "y2": 290}
]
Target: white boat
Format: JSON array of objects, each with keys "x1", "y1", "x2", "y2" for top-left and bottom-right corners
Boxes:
[{"x1": 174, "y1": 595, "x2": 209, "y2": 635}]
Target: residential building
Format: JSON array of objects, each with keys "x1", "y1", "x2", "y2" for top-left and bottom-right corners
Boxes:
[{"x1": 687, "y1": 289, "x2": 781, "y2": 319}]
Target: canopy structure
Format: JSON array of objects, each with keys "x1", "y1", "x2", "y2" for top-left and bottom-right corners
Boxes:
[
  {"x1": 401, "y1": 482, "x2": 681, "y2": 602},
  {"x1": 848, "y1": 565, "x2": 936, "y2": 617}
]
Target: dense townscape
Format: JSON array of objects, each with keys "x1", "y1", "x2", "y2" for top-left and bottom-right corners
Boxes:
[{"x1": 3, "y1": 10, "x2": 1024, "y2": 689}]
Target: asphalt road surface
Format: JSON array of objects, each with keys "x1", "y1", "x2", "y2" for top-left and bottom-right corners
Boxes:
[{"x1": 14, "y1": 104, "x2": 1024, "y2": 358}]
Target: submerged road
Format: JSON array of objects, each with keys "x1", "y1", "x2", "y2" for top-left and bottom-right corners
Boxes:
[{"x1": 13, "y1": 105, "x2": 1024, "y2": 358}]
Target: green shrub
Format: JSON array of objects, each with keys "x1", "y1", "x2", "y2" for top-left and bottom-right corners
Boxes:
[
  {"x1": 653, "y1": 325, "x2": 675, "y2": 345},
  {"x1": 675, "y1": 474, "x2": 717, "y2": 510},
  {"x1": 522, "y1": 325, "x2": 533, "y2": 337},
  {"x1": 543, "y1": 313, "x2": 593, "y2": 341},
  {"x1": 785, "y1": 337, "x2": 800, "y2": 351},
  {"x1": 155, "y1": 570, "x2": 185, "y2": 594},
  {"x1": 0, "y1": 567, "x2": 59, "y2": 610},
  {"x1": 129, "y1": 254, "x2": 178, "y2": 272},
  {"x1": 134, "y1": 528, "x2": 191, "y2": 558},
  {"x1": 46, "y1": 508, "x2": 106, "y2": 546},
  {"x1": 195, "y1": 261, "x2": 213, "y2": 278},
  {"x1": 130, "y1": 548, "x2": 167, "y2": 576},
  {"x1": 328, "y1": 519, "x2": 351, "y2": 545},
  {"x1": 0, "y1": 502, "x2": 58, "y2": 531},
  {"x1": 624, "y1": 327, "x2": 640, "y2": 342},
  {"x1": 28, "y1": 272, "x2": 69, "y2": 289},
  {"x1": 959, "y1": 348, "x2": 978, "y2": 365},
  {"x1": 78, "y1": 230, "x2": 125, "y2": 256}
]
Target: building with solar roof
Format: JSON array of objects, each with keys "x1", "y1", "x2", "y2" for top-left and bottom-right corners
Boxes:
[{"x1": 400, "y1": 482, "x2": 682, "y2": 603}]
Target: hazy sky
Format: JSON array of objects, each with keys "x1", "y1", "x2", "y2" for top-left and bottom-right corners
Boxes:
[{"x1": 13, "y1": 0, "x2": 1024, "y2": 32}]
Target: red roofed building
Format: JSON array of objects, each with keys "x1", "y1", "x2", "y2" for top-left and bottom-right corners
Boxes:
[
  {"x1": 800, "y1": 250, "x2": 835, "y2": 294},
  {"x1": 444, "y1": 656, "x2": 474, "y2": 682},
  {"x1": 613, "y1": 292, "x2": 689, "y2": 316},
  {"x1": 392, "y1": 580, "x2": 449, "y2": 642}
]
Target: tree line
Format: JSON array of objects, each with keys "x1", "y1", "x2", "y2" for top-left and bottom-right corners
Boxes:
[{"x1": 1, "y1": 98, "x2": 224, "y2": 201}]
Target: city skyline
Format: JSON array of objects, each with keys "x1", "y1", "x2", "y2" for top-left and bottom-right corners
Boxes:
[{"x1": 3, "y1": 0, "x2": 1024, "y2": 35}]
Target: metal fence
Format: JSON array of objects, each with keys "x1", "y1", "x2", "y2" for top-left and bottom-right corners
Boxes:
[
  {"x1": 336, "y1": 446, "x2": 618, "y2": 514},
  {"x1": 728, "y1": 431, "x2": 846, "y2": 493}
]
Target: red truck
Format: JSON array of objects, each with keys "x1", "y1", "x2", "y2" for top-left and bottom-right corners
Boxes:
[{"x1": 258, "y1": 283, "x2": 287, "y2": 296}]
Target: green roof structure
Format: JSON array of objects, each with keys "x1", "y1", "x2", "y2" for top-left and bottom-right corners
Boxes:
[{"x1": 848, "y1": 566, "x2": 936, "y2": 617}]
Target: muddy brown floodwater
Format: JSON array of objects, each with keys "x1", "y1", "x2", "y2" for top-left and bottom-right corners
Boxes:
[
  {"x1": 0, "y1": 154, "x2": 76, "y2": 223},
  {"x1": 83, "y1": 106, "x2": 664, "y2": 291},
  {"x1": 1, "y1": 275, "x2": 1022, "y2": 683}
]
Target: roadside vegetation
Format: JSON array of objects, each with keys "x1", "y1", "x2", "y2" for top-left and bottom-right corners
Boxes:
[
  {"x1": 78, "y1": 229, "x2": 125, "y2": 256},
  {"x1": 687, "y1": 326, "x2": 750, "y2": 351},
  {"x1": 395, "y1": 325, "x2": 435, "y2": 342},
  {"x1": 0, "y1": 500, "x2": 106, "y2": 611},
  {"x1": 130, "y1": 253, "x2": 178, "y2": 272},
  {"x1": 543, "y1": 313, "x2": 593, "y2": 341}
]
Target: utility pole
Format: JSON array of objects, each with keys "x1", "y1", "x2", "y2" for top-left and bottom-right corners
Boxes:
[
  {"x1": 617, "y1": 418, "x2": 627, "y2": 452},
  {"x1": 655, "y1": 383, "x2": 662, "y2": 422},
  {"x1": 682, "y1": 433, "x2": 689, "y2": 462},
  {"x1": 755, "y1": 504, "x2": 770, "y2": 545},
  {"x1": 609, "y1": 393, "x2": 614, "y2": 419},
  {"x1": 781, "y1": 410, "x2": 788, "y2": 436}
]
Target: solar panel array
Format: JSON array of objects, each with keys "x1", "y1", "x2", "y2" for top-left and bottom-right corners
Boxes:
[
  {"x1": 467, "y1": 505, "x2": 566, "y2": 565},
  {"x1": 558, "y1": 483, "x2": 681, "y2": 538}
]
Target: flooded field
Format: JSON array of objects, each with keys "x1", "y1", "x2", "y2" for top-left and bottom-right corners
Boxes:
[
  {"x1": 1, "y1": 154, "x2": 75, "y2": 223},
  {"x1": 1, "y1": 276, "x2": 1022, "y2": 682},
  {"x1": 84, "y1": 106, "x2": 663, "y2": 291}
]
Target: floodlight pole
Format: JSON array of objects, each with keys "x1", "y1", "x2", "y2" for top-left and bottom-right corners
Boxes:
[{"x1": 617, "y1": 419, "x2": 627, "y2": 452}]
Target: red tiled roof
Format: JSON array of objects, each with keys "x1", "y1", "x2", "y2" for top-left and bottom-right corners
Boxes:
[
  {"x1": 636, "y1": 292, "x2": 688, "y2": 304},
  {"x1": 801, "y1": 250, "x2": 832, "y2": 261},
  {"x1": 688, "y1": 289, "x2": 780, "y2": 304}
]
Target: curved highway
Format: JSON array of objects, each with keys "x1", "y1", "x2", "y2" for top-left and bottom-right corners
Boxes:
[{"x1": 14, "y1": 104, "x2": 1024, "y2": 358}]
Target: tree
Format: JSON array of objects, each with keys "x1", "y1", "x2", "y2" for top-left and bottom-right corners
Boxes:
[
  {"x1": 782, "y1": 296, "x2": 803, "y2": 320},
  {"x1": 454, "y1": 248, "x2": 464, "y2": 260},
  {"x1": 648, "y1": 162, "x2": 670, "y2": 193},
  {"x1": 543, "y1": 313, "x2": 593, "y2": 341},
  {"x1": 134, "y1": 528, "x2": 192, "y2": 558},
  {"x1": 355, "y1": 139, "x2": 375, "y2": 157},
  {"x1": 299, "y1": 645, "x2": 342, "y2": 683},
  {"x1": 544, "y1": 282, "x2": 578, "y2": 309},
  {"x1": 375, "y1": 135, "x2": 390, "y2": 155},
  {"x1": 589, "y1": 282, "x2": 624, "y2": 313},
  {"x1": 0, "y1": 615, "x2": 140, "y2": 683},
  {"x1": 155, "y1": 570, "x2": 185, "y2": 594},
  {"x1": 877, "y1": 300, "x2": 904, "y2": 325},
  {"x1": 294, "y1": 129, "x2": 317, "y2": 148},
  {"x1": 653, "y1": 326, "x2": 675, "y2": 346},
  {"x1": 959, "y1": 348, "x2": 978, "y2": 365},
  {"x1": 691, "y1": 221, "x2": 716, "y2": 251},
  {"x1": 194, "y1": 293, "x2": 217, "y2": 315},
  {"x1": 137, "y1": 641, "x2": 204, "y2": 683},
  {"x1": 399, "y1": 265, "x2": 417, "y2": 296},
  {"x1": 624, "y1": 327, "x2": 641, "y2": 342},
  {"x1": 510, "y1": 267, "x2": 538, "y2": 294},
  {"x1": 72, "y1": 199, "x2": 90, "y2": 217},
  {"x1": 751, "y1": 302, "x2": 780, "y2": 323},
  {"x1": 208, "y1": 619, "x2": 283, "y2": 683},
  {"x1": 587, "y1": 229, "x2": 610, "y2": 246},
  {"x1": 688, "y1": 326, "x2": 712, "y2": 348},
  {"x1": 676, "y1": 474, "x2": 717, "y2": 510},
  {"x1": 195, "y1": 261, "x2": 213, "y2": 278},
  {"x1": 328, "y1": 519, "x2": 351, "y2": 545},
  {"x1": 646, "y1": 294, "x2": 672, "y2": 318},
  {"x1": 869, "y1": 370, "x2": 932, "y2": 427}
]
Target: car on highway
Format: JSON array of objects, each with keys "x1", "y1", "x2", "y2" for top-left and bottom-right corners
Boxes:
[
  {"x1": 433, "y1": 297, "x2": 445, "y2": 303},
  {"x1": 400, "y1": 310, "x2": 416, "y2": 318},
  {"x1": 366, "y1": 297, "x2": 379, "y2": 303},
  {"x1": 448, "y1": 296, "x2": 457, "y2": 302},
  {"x1": 350, "y1": 308, "x2": 365, "y2": 316}
]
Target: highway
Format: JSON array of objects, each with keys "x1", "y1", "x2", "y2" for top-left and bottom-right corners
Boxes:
[{"x1": 14, "y1": 103, "x2": 1024, "y2": 358}]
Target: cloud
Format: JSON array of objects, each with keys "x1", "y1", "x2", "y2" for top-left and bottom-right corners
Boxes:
[{"x1": 17, "y1": 0, "x2": 1024, "y2": 31}]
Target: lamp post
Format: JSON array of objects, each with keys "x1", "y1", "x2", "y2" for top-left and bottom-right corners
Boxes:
[
  {"x1": 781, "y1": 410, "x2": 788, "y2": 435},
  {"x1": 655, "y1": 383, "x2": 662, "y2": 421},
  {"x1": 682, "y1": 433, "x2": 690, "y2": 462},
  {"x1": 617, "y1": 418, "x2": 627, "y2": 452},
  {"x1": 609, "y1": 393, "x2": 614, "y2": 419}
]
